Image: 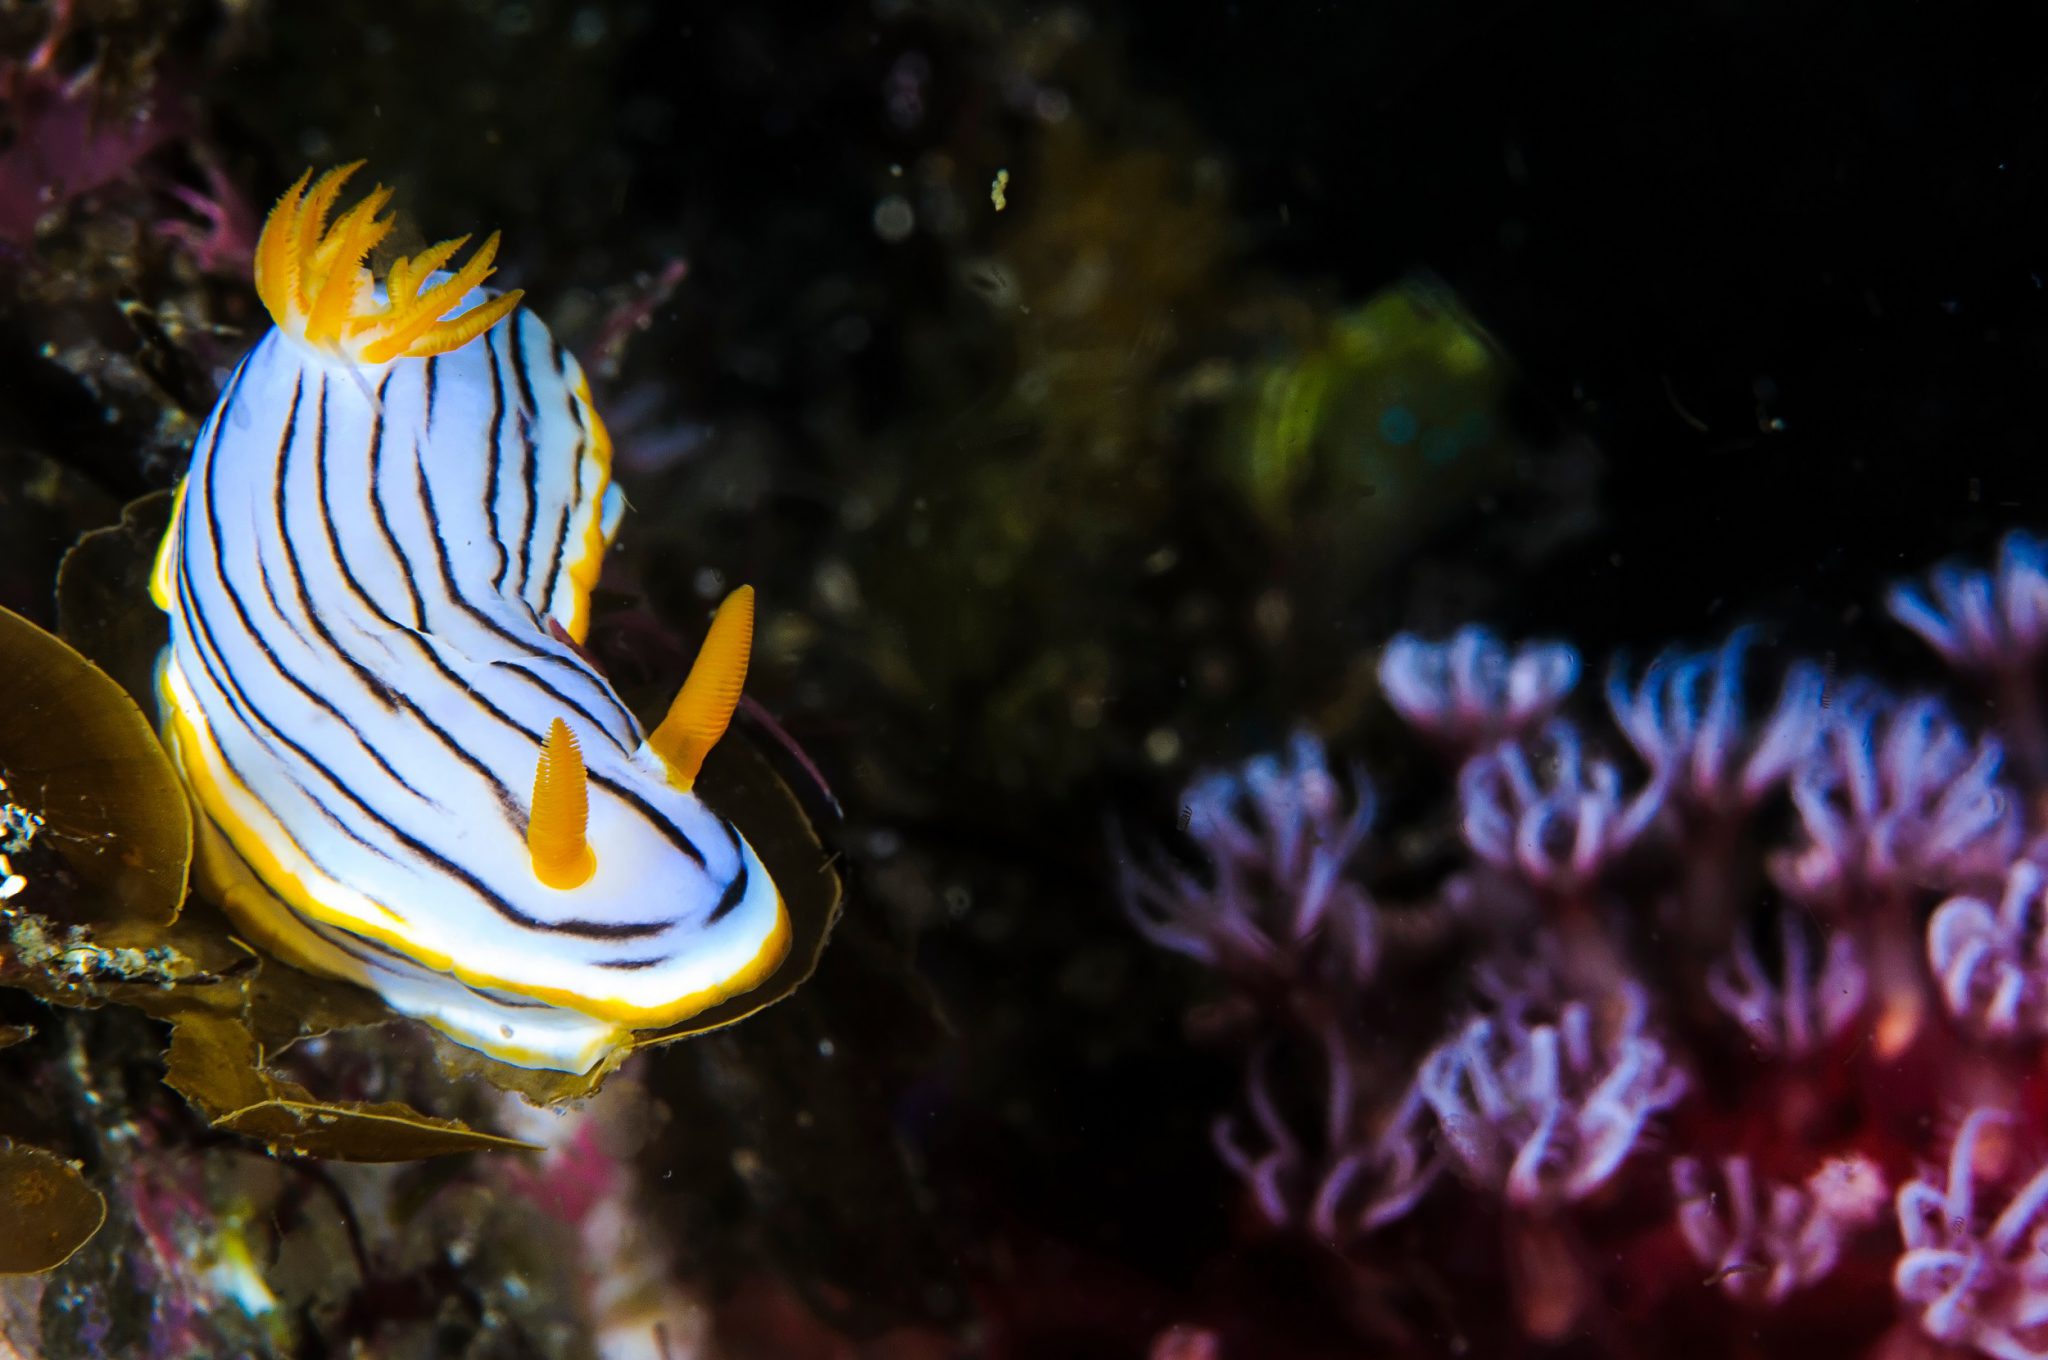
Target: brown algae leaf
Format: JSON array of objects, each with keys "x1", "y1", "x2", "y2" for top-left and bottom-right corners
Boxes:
[
  {"x1": 54, "y1": 489, "x2": 176, "y2": 715},
  {"x1": 150, "y1": 820, "x2": 535, "y2": 1158},
  {"x1": 1, "y1": 903, "x2": 525, "y2": 1161},
  {"x1": 1, "y1": 907, "x2": 234, "y2": 1013},
  {"x1": 0, "y1": 1141, "x2": 107, "y2": 1275},
  {"x1": 164, "y1": 1012, "x2": 537, "y2": 1161},
  {"x1": 0, "y1": 603, "x2": 191, "y2": 929}
]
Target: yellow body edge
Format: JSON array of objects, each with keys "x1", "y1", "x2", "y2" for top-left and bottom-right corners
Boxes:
[
  {"x1": 184, "y1": 798, "x2": 631, "y2": 1070},
  {"x1": 158, "y1": 664, "x2": 793, "y2": 1028},
  {"x1": 149, "y1": 477, "x2": 190, "y2": 612},
  {"x1": 556, "y1": 377, "x2": 616, "y2": 644}
]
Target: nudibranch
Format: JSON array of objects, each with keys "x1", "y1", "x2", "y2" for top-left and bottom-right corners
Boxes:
[{"x1": 150, "y1": 164, "x2": 790, "y2": 1073}]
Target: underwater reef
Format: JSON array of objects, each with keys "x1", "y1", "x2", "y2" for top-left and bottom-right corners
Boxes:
[{"x1": 5, "y1": 0, "x2": 2048, "y2": 1358}]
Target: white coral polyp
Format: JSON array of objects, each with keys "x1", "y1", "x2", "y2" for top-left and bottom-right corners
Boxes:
[
  {"x1": 1417, "y1": 985, "x2": 1686, "y2": 1212},
  {"x1": 1896, "y1": 1109, "x2": 2048, "y2": 1360}
]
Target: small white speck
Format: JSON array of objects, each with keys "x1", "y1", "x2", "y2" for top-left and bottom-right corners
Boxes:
[{"x1": 872, "y1": 195, "x2": 916, "y2": 243}]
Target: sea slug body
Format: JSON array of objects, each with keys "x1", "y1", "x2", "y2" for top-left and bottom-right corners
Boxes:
[{"x1": 150, "y1": 165, "x2": 790, "y2": 1073}]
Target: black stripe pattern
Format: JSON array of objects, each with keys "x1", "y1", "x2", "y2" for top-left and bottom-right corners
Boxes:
[{"x1": 156, "y1": 296, "x2": 785, "y2": 1074}]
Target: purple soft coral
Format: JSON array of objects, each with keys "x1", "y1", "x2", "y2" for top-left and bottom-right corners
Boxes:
[
  {"x1": 1929, "y1": 860, "x2": 2048, "y2": 1041},
  {"x1": 1673, "y1": 1153, "x2": 1888, "y2": 1306},
  {"x1": 1888, "y1": 532, "x2": 2048, "y2": 677},
  {"x1": 1416, "y1": 983, "x2": 1686, "y2": 1211},
  {"x1": 1379, "y1": 626, "x2": 1580, "y2": 754},
  {"x1": 1889, "y1": 531, "x2": 2048, "y2": 784},
  {"x1": 1458, "y1": 720, "x2": 1662, "y2": 894},
  {"x1": 156, "y1": 158, "x2": 261, "y2": 277},
  {"x1": 1605, "y1": 630, "x2": 1826, "y2": 816},
  {"x1": 1895, "y1": 1109, "x2": 2048, "y2": 1360},
  {"x1": 1118, "y1": 545, "x2": 2048, "y2": 1352},
  {"x1": 0, "y1": 17, "x2": 185, "y2": 247},
  {"x1": 1120, "y1": 731, "x2": 1376, "y2": 988},
  {"x1": 1773, "y1": 689, "x2": 2020, "y2": 910},
  {"x1": 1706, "y1": 911, "x2": 1867, "y2": 1059},
  {"x1": 1212, "y1": 1026, "x2": 1439, "y2": 1241}
]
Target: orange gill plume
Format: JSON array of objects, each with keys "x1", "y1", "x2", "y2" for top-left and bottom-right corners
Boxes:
[
  {"x1": 529, "y1": 717, "x2": 596, "y2": 890},
  {"x1": 649, "y1": 585, "x2": 756, "y2": 792},
  {"x1": 253, "y1": 162, "x2": 525, "y2": 365}
]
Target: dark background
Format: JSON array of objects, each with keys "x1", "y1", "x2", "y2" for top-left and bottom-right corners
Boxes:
[
  {"x1": 1120, "y1": 1, "x2": 2048, "y2": 652},
  {"x1": 559, "y1": 0, "x2": 2048, "y2": 679}
]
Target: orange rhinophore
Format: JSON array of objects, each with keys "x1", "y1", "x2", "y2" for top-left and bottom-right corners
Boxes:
[
  {"x1": 649, "y1": 586, "x2": 756, "y2": 792},
  {"x1": 529, "y1": 718, "x2": 597, "y2": 890}
]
